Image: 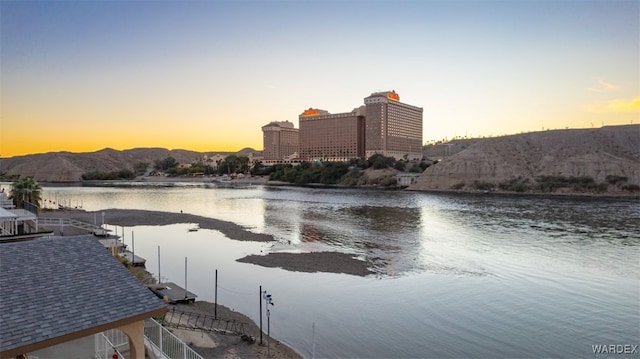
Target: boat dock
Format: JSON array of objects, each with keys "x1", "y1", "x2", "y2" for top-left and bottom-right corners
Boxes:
[
  {"x1": 147, "y1": 282, "x2": 197, "y2": 304},
  {"x1": 39, "y1": 217, "x2": 111, "y2": 236},
  {"x1": 95, "y1": 238, "x2": 145, "y2": 266},
  {"x1": 97, "y1": 238, "x2": 126, "y2": 252},
  {"x1": 120, "y1": 250, "x2": 146, "y2": 266}
]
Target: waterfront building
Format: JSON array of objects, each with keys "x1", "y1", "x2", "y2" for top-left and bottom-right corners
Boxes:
[
  {"x1": 298, "y1": 106, "x2": 366, "y2": 161},
  {"x1": 261, "y1": 121, "x2": 299, "y2": 162},
  {"x1": 0, "y1": 235, "x2": 167, "y2": 358},
  {"x1": 364, "y1": 91, "x2": 423, "y2": 160}
]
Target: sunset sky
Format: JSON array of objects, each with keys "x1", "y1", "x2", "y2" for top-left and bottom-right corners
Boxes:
[{"x1": 1, "y1": 1, "x2": 638, "y2": 157}]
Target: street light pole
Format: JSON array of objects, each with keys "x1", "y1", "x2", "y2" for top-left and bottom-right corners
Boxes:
[
  {"x1": 259, "y1": 286, "x2": 263, "y2": 345},
  {"x1": 262, "y1": 290, "x2": 274, "y2": 359}
]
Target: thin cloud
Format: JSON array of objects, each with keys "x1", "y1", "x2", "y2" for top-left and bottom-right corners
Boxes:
[
  {"x1": 588, "y1": 79, "x2": 621, "y2": 93},
  {"x1": 584, "y1": 97, "x2": 640, "y2": 113}
]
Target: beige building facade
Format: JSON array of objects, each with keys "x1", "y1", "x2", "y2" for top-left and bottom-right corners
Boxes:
[
  {"x1": 261, "y1": 121, "x2": 299, "y2": 162},
  {"x1": 364, "y1": 91, "x2": 423, "y2": 160},
  {"x1": 298, "y1": 107, "x2": 366, "y2": 162},
  {"x1": 262, "y1": 91, "x2": 423, "y2": 163}
]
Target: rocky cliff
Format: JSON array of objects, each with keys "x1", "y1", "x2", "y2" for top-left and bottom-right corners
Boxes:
[{"x1": 410, "y1": 125, "x2": 640, "y2": 193}]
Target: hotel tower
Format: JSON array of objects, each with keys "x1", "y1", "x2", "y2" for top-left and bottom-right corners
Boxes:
[
  {"x1": 263, "y1": 90, "x2": 423, "y2": 162},
  {"x1": 261, "y1": 121, "x2": 299, "y2": 162},
  {"x1": 364, "y1": 91, "x2": 423, "y2": 160},
  {"x1": 298, "y1": 107, "x2": 366, "y2": 162}
]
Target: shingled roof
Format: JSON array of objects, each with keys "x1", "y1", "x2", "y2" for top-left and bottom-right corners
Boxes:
[{"x1": 0, "y1": 235, "x2": 167, "y2": 357}]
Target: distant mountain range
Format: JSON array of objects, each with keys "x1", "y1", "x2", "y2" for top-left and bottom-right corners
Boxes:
[
  {"x1": 2, "y1": 125, "x2": 639, "y2": 194},
  {"x1": 411, "y1": 124, "x2": 640, "y2": 192},
  {"x1": 0, "y1": 147, "x2": 258, "y2": 182}
]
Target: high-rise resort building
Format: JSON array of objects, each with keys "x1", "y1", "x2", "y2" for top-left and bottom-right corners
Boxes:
[
  {"x1": 364, "y1": 91, "x2": 423, "y2": 160},
  {"x1": 261, "y1": 121, "x2": 299, "y2": 163},
  {"x1": 298, "y1": 107, "x2": 366, "y2": 161}
]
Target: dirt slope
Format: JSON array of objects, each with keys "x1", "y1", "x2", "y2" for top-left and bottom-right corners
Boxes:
[
  {"x1": 1, "y1": 148, "x2": 254, "y2": 182},
  {"x1": 410, "y1": 125, "x2": 640, "y2": 192}
]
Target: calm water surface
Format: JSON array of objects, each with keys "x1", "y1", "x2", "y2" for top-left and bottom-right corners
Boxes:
[{"x1": 38, "y1": 184, "x2": 640, "y2": 358}]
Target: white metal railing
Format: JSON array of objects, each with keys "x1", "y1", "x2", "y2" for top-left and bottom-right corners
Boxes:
[
  {"x1": 39, "y1": 217, "x2": 105, "y2": 232},
  {"x1": 94, "y1": 330, "x2": 127, "y2": 359},
  {"x1": 144, "y1": 318, "x2": 204, "y2": 359}
]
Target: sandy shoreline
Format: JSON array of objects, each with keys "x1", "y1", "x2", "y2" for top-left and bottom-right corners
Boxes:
[
  {"x1": 43, "y1": 208, "x2": 274, "y2": 241},
  {"x1": 42, "y1": 208, "x2": 372, "y2": 277}
]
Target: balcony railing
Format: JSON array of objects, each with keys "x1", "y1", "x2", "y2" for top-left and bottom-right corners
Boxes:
[
  {"x1": 144, "y1": 318, "x2": 204, "y2": 359},
  {"x1": 93, "y1": 319, "x2": 203, "y2": 359},
  {"x1": 94, "y1": 330, "x2": 127, "y2": 359}
]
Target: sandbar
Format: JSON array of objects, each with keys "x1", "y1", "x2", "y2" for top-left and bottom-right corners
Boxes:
[
  {"x1": 238, "y1": 252, "x2": 373, "y2": 276},
  {"x1": 43, "y1": 208, "x2": 372, "y2": 276}
]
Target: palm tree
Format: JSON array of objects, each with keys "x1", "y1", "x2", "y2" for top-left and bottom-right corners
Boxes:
[{"x1": 9, "y1": 177, "x2": 42, "y2": 209}]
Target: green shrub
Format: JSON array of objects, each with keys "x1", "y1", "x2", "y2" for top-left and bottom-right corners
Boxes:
[
  {"x1": 498, "y1": 177, "x2": 531, "y2": 192},
  {"x1": 606, "y1": 175, "x2": 628, "y2": 185},
  {"x1": 472, "y1": 181, "x2": 494, "y2": 191}
]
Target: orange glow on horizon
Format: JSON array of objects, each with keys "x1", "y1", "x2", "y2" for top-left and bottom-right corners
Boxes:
[{"x1": 1, "y1": 130, "x2": 262, "y2": 157}]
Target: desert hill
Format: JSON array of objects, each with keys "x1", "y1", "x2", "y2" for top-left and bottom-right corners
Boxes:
[
  {"x1": 0, "y1": 148, "x2": 257, "y2": 182},
  {"x1": 410, "y1": 125, "x2": 640, "y2": 192}
]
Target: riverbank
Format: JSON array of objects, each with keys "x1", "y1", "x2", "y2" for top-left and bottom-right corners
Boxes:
[
  {"x1": 42, "y1": 208, "x2": 373, "y2": 277},
  {"x1": 165, "y1": 301, "x2": 302, "y2": 358},
  {"x1": 43, "y1": 208, "x2": 274, "y2": 241},
  {"x1": 74, "y1": 173, "x2": 640, "y2": 197},
  {"x1": 125, "y1": 255, "x2": 301, "y2": 358}
]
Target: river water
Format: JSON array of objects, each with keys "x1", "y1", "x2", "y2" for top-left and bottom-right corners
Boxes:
[{"x1": 38, "y1": 183, "x2": 639, "y2": 358}]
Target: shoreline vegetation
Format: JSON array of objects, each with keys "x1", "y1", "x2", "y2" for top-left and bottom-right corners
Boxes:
[{"x1": 42, "y1": 173, "x2": 640, "y2": 198}]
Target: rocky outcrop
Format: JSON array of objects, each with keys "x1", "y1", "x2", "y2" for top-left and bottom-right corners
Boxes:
[{"x1": 410, "y1": 125, "x2": 640, "y2": 192}]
